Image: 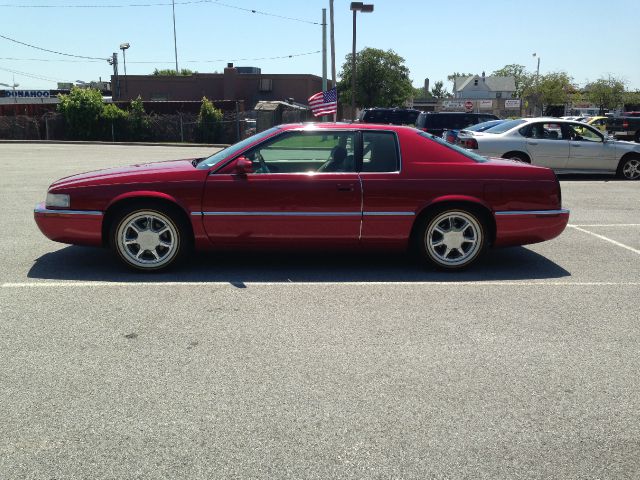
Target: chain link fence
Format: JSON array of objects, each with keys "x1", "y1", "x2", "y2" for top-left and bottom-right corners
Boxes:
[{"x1": 0, "y1": 112, "x2": 252, "y2": 144}]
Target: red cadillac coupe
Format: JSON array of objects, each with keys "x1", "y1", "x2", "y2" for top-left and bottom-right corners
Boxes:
[{"x1": 35, "y1": 123, "x2": 569, "y2": 271}]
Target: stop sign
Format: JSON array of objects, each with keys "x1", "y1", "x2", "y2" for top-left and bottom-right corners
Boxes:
[{"x1": 465, "y1": 100, "x2": 474, "y2": 111}]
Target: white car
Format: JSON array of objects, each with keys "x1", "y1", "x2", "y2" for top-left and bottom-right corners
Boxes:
[{"x1": 456, "y1": 118, "x2": 640, "y2": 180}]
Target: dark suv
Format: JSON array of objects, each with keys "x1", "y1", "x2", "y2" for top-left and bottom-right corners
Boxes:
[
  {"x1": 357, "y1": 108, "x2": 421, "y2": 126},
  {"x1": 415, "y1": 112, "x2": 500, "y2": 137}
]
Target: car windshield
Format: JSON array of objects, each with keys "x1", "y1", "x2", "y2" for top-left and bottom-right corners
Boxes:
[
  {"x1": 417, "y1": 131, "x2": 488, "y2": 163},
  {"x1": 196, "y1": 127, "x2": 280, "y2": 169},
  {"x1": 483, "y1": 119, "x2": 527, "y2": 134}
]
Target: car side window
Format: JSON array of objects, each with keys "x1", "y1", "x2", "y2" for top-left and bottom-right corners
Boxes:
[
  {"x1": 361, "y1": 132, "x2": 400, "y2": 173},
  {"x1": 526, "y1": 122, "x2": 567, "y2": 140},
  {"x1": 245, "y1": 131, "x2": 356, "y2": 174},
  {"x1": 567, "y1": 123, "x2": 603, "y2": 142}
]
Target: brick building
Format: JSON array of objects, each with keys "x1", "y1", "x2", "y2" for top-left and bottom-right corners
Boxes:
[{"x1": 111, "y1": 63, "x2": 330, "y2": 110}]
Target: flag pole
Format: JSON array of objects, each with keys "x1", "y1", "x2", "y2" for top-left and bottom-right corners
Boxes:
[
  {"x1": 322, "y1": 8, "x2": 328, "y2": 122},
  {"x1": 330, "y1": 0, "x2": 337, "y2": 122}
]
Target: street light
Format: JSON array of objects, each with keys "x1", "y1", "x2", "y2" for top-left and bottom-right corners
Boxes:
[
  {"x1": 349, "y1": 2, "x2": 373, "y2": 119},
  {"x1": 120, "y1": 42, "x2": 130, "y2": 97},
  {"x1": 532, "y1": 52, "x2": 541, "y2": 115}
]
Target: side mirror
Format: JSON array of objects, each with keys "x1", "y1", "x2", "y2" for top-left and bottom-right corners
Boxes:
[{"x1": 234, "y1": 156, "x2": 253, "y2": 175}]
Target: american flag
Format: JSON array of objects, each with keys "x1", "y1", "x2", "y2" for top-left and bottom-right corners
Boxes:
[{"x1": 308, "y1": 87, "x2": 337, "y2": 117}]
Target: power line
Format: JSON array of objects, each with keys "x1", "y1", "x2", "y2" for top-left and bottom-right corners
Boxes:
[
  {"x1": 0, "y1": 65, "x2": 71, "y2": 83},
  {"x1": 0, "y1": 50, "x2": 321, "y2": 65},
  {"x1": 128, "y1": 50, "x2": 321, "y2": 64},
  {"x1": 0, "y1": 0, "x2": 320, "y2": 25},
  {"x1": 0, "y1": 34, "x2": 108, "y2": 60}
]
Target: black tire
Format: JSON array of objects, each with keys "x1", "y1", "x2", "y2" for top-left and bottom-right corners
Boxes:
[
  {"x1": 417, "y1": 207, "x2": 487, "y2": 271},
  {"x1": 503, "y1": 151, "x2": 531, "y2": 163},
  {"x1": 616, "y1": 155, "x2": 640, "y2": 180},
  {"x1": 109, "y1": 202, "x2": 190, "y2": 271}
]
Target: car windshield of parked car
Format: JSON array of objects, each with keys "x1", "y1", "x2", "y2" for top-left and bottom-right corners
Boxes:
[
  {"x1": 417, "y1": 131, "x2": 488, "y2": 163},
  {"x1": 483, "y1": 119, "x2": 527, "y2": 134},
  {"x1": 196, "y1": 127, "x2": 280, "y2": 169}
]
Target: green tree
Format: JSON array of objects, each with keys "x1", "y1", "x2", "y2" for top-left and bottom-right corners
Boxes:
[
  {"x1": 337, "y1": 48, "x2": 413, "y2": 109},
  {"x1": 585, "y1": 77, "x2": 626, "y2": 113},
  {"x1": 624, "y1": 90, "x2": 640, "y2": 108},
  {"x1": 197, "y1": 97, "x2": 223, "y2": 143},
  {"x1": 127, "y1": 95, "x2": 151, "y2": 140},
  {"x1": 101, "y1": 103, "x2": 129, "y2": 140},
  {"x1": 412, "y1": 85, "x2": 432, "y2": 99},
  {"x1": 430, "y1": 80, "x2": 450, "y2": 99},
  {"x1": 57, "y1": 87, "x2": 104, "y2": 139},
  {"x1": 523, "y1": 72, "x2": 576, "y2": 112},
  {"x1": 152, "y1": 68, "x2": 197, "y2": 76},
  {"x1": 491, "y1": 64, "x2": 533, "y2": 98}
]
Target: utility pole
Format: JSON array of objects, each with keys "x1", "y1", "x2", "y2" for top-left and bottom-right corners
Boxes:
[
  {"x1": 172, "y1": 0, "x2": 179, "y2": 74},
  {"x1": 329, "y1": 0, "x2": 336, "y2": 121},
  {"x1": 107, "y1": 52, "x2": 119, "y2": 99}
]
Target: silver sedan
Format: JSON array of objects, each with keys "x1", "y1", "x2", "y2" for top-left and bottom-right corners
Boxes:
[{"x1": 457, "y1": 118, "x2": 640, "y2": 180}]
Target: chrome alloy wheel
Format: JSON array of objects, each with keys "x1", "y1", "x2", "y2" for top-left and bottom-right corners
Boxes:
[
  {"x1": 116, "y1": 210, "x2": 179, "y2": 269},
  {"x1": 622, "y1": 158, "x2": 640, "y2": 180},
  {"x1": 425, "y1": 211, "x2": 483, "y2": 267}
]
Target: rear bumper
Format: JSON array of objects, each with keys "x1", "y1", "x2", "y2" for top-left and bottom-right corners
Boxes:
[
  {"x1": 493, "y1": 209, "x2": 570, "y2": 247},
  {"x1": 34, "y1": 202, "x2": 103, "y2": 246}
]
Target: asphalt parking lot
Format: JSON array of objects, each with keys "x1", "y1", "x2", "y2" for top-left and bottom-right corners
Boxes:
[{"x1": 1, "y1": 143, "x2": 639, "y2": 479}]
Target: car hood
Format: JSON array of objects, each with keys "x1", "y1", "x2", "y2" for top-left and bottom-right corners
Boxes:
[
  {"x1": 613, "y1": 140, "x2": 640, "y2": 153},
  {"x1": 50, "y1": 159, "x2": 202, "y2": 189}
]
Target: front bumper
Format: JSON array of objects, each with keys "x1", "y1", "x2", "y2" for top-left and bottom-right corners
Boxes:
[
  {"x1": 493, "y1": 209, "x2": 570, "y2": 247},
  {"x1": 34, "y1": 202, "x2": 104, "y2": 246}
]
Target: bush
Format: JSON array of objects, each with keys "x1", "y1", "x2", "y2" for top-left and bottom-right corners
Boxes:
[
  {"x1": 197, "y1": 97, "x2": 223, "y2": 143},
  {"x1": 127, "y1": 96, "x2": 151, "y2": 141},
  {"x1": 57, "y1": 87, "x2": 104, "y2": 139}
]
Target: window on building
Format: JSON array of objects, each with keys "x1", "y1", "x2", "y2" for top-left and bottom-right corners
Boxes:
[{"x1": 258, "y1": 78, "x2": 273, "y2": 92}]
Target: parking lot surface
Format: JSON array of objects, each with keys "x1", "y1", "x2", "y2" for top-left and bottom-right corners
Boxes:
[{"x1": 1, "y1": 143, "x2": 639, "y2": 479}]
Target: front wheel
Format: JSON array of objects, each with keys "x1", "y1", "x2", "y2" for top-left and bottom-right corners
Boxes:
[
  {"x1": 419, "y1": 209, "x2": 486, "y2": 270},
  {"x1": 110, "y1": 206, "x2": 187, "y2": 271},
  {"x1": 617, "y1": 155, "x2": 640, "y2": 180}
]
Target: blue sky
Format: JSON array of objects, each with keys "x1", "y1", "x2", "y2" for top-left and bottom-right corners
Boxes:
[{"x1": 1, "y1": 0, "x2": 639, "y2": 92}]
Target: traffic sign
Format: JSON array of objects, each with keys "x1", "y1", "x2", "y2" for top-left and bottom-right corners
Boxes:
[{"x1": 464, "y1": 100, "x2": 474, "y2": 111}]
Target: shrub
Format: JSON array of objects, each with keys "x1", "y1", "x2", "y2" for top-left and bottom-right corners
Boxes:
[
  {"x1": 197, "y1": 97, "x2": 223, "y2": 143},
  {"x1": 57, "y1": 87, "x2": 104, "y2": 139}
]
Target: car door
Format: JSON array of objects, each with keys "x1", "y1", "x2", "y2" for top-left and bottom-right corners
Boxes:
[
  {"x1": 565, "y1": 122, "x2": 618, "y2": 172},
  {"x1": 523, "y1": 122, "x2": 570, "y2": 169},
  {"x1": 359, "y1": 130, "x2": 414, "y2": 244},
  {"x1": 200, "y1": 130, "x2": 362, "y2": 247}
]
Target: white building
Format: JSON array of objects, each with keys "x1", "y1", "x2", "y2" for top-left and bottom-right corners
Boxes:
[{"x1": 453, "y1": 73, "x2": 516, "y2": 100}]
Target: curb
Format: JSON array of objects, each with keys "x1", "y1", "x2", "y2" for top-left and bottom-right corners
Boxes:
[{"x1": 0, "y1": 140, "x2": 229, "y2": 148}]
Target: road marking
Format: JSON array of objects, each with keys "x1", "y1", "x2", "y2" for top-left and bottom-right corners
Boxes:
[
  {"x1": 568, "y1": 225, "x2": 640, "y2": 256},
  {"x1": 570, "y1": 224, "x2": 640, "y2": 227},
  {"x1": 2, "y1": 281, "x2": 640, "y2": 288}
]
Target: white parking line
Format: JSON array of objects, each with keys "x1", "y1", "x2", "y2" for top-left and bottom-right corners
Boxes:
[
  {"x1": 568, "y1": 225, "x2": 640, "y2": 256},
  {"x1": 2, "y1": 281, "x2": 640, "y2": 288},
  {"x1": 570, "y1": 224, "x2": 640, "y2": 227}
]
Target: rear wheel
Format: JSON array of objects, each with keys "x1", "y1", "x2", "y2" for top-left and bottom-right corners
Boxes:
[
  {"x1": 418, "y1": 208, "x2": 486, "y2": 270},
  {"x1": 110, "y1": 205, "x2": 188, "y2": 271},
  {"x1": 503, "y1": 151, "x2": 530, "y2": 163},
  {"x1": 617, "y1": 155, "x2": 640, "y2": 180}
]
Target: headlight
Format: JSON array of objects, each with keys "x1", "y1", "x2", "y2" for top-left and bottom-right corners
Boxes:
[{"x1": 45, "y1": 193, "x2": 70, "y2": 208}]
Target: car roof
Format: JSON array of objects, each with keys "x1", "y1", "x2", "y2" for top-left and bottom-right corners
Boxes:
[{"x1": 277, "y1": 122, "x2": 416, "y2": 133}]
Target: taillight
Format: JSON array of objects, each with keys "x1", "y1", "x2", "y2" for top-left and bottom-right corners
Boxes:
[
  {"x1": 464, "y1": 138, "x2": 478, "y2": 149},
  {"x1": 623, "y1": 120, "x2": 629, "y2": 129}
]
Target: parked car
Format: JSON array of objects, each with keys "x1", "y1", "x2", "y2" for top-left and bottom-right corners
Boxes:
[
  {"x1": 456, "y1": 117, "x2": 640, "y2": 179},
  {"x1": 443, "y1": 119, "x2": 506, "y2": 144},
  {"x1": 357, "y1": 108, "x2": 421, "y2": 125},
  {"x1": 415, "y1": 112, "x2": 500, "y2": 138},
  {"x1": 35, "y1": 123, "x2": 569, "y2": 272},
  {"x1": 586, "y1": 116, "x2": 608, "y2": 133},
  {"x1": 607, "y1": 115, "x2": 640, "y2": 142}
]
